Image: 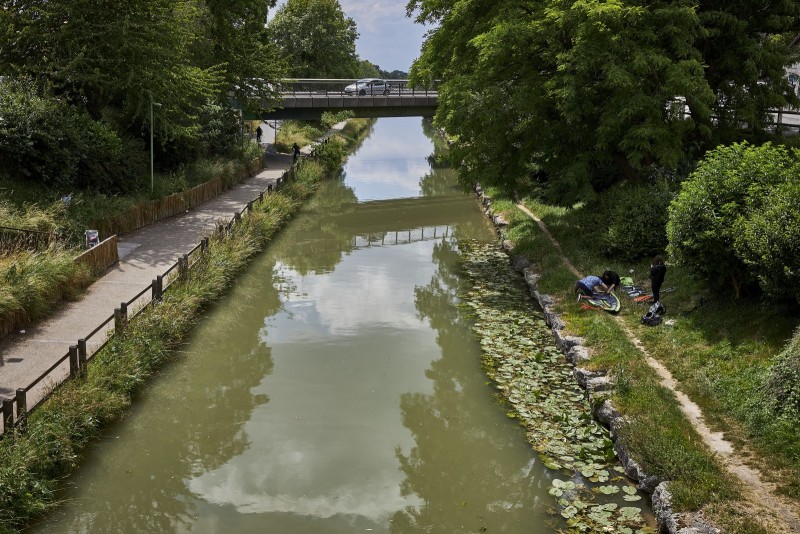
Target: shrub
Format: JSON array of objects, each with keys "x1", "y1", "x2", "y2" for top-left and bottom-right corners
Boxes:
[
  {"x1": 764, "y1": 328, "x2": 800, "y2": 422},
  {"x1": 320, "y1": 110, "x2": 355, "y2": 130},
  {"x1": 0, "y1": 79, "x2": 127, "y2": 191},
  {"x1": 667, "y1": 142, "x2": 800, "y2": 300},
  {"x1": 602, "y1": 179, "x2": 674, "y2": 261}
]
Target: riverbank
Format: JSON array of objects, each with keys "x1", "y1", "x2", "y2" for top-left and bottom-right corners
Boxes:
[
  {"x1": 476, "y1": 185, "x2": 800, "y2": 533},
  {"x1": 0, "y1": 119, "x2": 374, "y2": 533}
]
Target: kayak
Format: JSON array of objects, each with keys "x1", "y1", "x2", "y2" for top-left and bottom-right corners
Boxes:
[{"x1": 586, "y1": 291, "x2": 621, "y2": 313}]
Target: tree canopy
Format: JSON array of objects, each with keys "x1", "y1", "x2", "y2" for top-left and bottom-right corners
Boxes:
[
  {"x1": 0, "y1": 0, "x2": 289, "y2": 189},
  {"x1": 407, "y1": 0, "x2": 800, "y2": 202},
  {"x1": 268, "y1": 0, "x2": 360, "y2": 79}
]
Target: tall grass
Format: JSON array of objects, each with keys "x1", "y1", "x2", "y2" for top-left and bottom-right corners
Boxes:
[
  {"x1": 275, "y1": 121, "x2": 325, "y2": 153},
  {"x1": 0, "y1": 247, "x2": 92, "y2": 336}
]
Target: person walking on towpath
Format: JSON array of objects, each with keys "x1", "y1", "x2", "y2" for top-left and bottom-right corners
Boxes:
[
  {"x1": 256, "y1": 125, "x2": 263, "y2": 144},
  {"x1": 292, "y1": 142, "x2": 301, "y2": 163},
  {"x1": 575, "y1": 274, "x2": 608, "y2": 301}
]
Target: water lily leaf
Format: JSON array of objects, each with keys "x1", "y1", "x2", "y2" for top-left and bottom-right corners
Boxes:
[
  {"x1": 561, "y1": 505, "x2": 578, "y2": 519},
  {"x1": 597, "y1": 485, "x2": 619, "y2": 495}
]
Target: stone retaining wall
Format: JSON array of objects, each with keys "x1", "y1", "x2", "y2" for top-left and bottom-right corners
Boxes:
[{"x1": 474, "y1": 184, "x2": 720, "y2": 534}]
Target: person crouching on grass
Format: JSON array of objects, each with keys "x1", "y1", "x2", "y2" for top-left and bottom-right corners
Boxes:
[{"x1": 575, "y1": 275, "x2": 609, "y2": 301}]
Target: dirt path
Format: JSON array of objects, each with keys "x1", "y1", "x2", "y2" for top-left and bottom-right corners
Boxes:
[{"x1": 514, "y1": 201, "x2": 800, "y2": 533}]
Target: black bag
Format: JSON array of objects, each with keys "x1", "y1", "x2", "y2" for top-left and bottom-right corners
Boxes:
[{"x1": 641, "y1": 311, "x2": 662, "y2": 326}]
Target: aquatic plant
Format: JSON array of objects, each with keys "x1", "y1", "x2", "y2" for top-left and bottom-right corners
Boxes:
[{"x1": 460, "y1": 241, "x2": 652, "y2": 533}]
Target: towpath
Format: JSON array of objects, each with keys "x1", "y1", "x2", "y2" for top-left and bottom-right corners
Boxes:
[{"x1": 0, "y1": 138, "x2": 319, "y2": 417}]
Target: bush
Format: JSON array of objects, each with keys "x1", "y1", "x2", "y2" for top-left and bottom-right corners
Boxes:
[
  {"x1": 764, "y1": 328, "x2": 800, "y2": 422},
  {"x1": 0, "y1": 80, "x2": 128, "y2": 191},
  {"x1": 602, "y1": 179, "x2": 675, "y2": 261},
  {"x1": 320, "y1": 110, "x2": 354, "y2": 130},
  {"x1": 667, "y1": 142, "x2": 800, "y2": 300}
]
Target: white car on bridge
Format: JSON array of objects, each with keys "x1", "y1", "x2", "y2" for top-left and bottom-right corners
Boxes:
[{"x1": 344, "y1": 78, "x2": 389, "y2": 96}]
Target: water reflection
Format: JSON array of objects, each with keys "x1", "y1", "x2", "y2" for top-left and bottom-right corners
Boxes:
[{"x1": 32, "y1": 118, "x2": 552, "y2": 534}]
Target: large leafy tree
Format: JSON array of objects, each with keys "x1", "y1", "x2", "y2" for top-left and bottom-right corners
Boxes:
[
  {"x1": 407, "y1": 0, "x2": 800, "y2": 202},
  {"x1": 268, "y1": 0, "x2": 360, "y2": 78},
  {"x1": 194, "y1": 0, "x2": 286, "y2": 112},
  {"x1": 0, "y1": 0, "x2": 223, "y2": 140}
]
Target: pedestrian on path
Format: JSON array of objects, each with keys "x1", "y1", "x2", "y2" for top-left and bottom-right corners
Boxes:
[
  {"x1": 256, "y1": 125, "x2": 263, "y2": 144},
  {"x1": 292, "y1": 143, "x2": 301, "y2": 163}
]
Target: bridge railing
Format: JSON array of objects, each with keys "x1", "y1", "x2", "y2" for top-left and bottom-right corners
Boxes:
[{"x1": 281, "y1": 79, "x2": 439, "y2": 98}]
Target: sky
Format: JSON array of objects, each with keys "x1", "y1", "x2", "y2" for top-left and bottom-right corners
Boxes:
[{"x1": 270, "y1": 0, "x2": 429, "y2": 73}]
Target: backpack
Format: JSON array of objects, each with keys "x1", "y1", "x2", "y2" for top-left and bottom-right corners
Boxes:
[
  {"x1": 641, "y1": 302, "x2": 665, "y2": 326},
  {"x1": 641, "y1": 311, "x2": 662, "y2": 326}
]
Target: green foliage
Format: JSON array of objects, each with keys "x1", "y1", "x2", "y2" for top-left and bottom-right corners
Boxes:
[
  {"x1": 268, "y1": 0, "x2": 361, "y2": 78},
  {"x1": 0, "y1": 80, "x2": 135, "y2": 191},
  {"x1": 275, "y1": 121, "x2": 324, "y2": 153},
  {"x1": 313, "y1": 141, "x2": 346, "y2": 175},
  {"x1": 601, "y1": 179, "x2": 676, "y2": 261},
  {"x1": 0, "y1": 247, "x2": 92, "y2": 329},
  {"x1": 667, "y1": 142, "x2": 800, "y2": 300},
  {"x1": 408, "y1": 0, "x2": 800, "y2": 203},
  {"x1": 0, "y1": 0, "x2": 283, "y2": 191},
  {"x1": 764, "y1": 328, "x2": 800, "y2": 422},
  {"x1": 320, "y1": 110, "x2": 355, "y2": 130}
]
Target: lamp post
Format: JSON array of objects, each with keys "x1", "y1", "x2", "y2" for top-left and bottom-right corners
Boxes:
[{"x1": 149, "y1": 93, "x2": 162, "y2": 194}]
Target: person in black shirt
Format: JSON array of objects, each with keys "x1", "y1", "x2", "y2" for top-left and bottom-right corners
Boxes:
[
  {"x1": 601, "y1": 270, "x2": 621, "y2": 294},
  {"x1": 649, "y1": 255, "x2": 667, "y2": 305}
]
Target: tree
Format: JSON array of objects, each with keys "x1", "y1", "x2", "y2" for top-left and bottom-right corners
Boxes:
[
  {"x1": 194, "y1": 0, "x2": 286, "y2": 112},
  {"x1": 408, "y1": 0, "x2": 715, "y2": 202},
  {"x1": 268, "y1": 0, "x2": 360, "y2": 79},
  {"x1": 667, "y1": 142, "x2": 800, "y2": 301},
  {"x1": 1, "y1": 0, "x2": 223, "y2": 141},
  {"x1": 694, "y1": 1, "x2": 800, "y2": 136},
  {"x1": 407, "y1": 0, "x2": 800, "y2": 203}
]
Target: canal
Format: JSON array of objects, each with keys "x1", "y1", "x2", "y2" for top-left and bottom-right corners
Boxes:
[{"x1": 33, "y1": 118, "x2": 590, "y2": 533}]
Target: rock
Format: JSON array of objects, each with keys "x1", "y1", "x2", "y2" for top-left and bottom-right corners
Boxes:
[
  {"x1": 566, "y1": 345, "x2": 591, "y2": 365},
  {"x1": 511, "y1": 254, "x2": 530, "y2": 272},
  {"x1": 586, "y1": 375, "x2": 613, "y2": 393},
  {"x1": 554, "y1": 331, "x2": 584, "y2": 352},
  {"x1": 574, "y1": 367, "x2": 605, "y2": 389},
  {"x1": 652, "y1": 483, "x2": 679, "y2": 533},
  {"x1": 613, "y1": 440, "x2": 663, "y2": 492},
  {"x1": 493, "y1": 214, "x2": 510, "y2": 227}
]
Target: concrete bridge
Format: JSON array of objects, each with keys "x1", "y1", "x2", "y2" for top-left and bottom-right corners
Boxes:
[{"x1": 246, "y1": 79, "x2": 438, "y2": 121}]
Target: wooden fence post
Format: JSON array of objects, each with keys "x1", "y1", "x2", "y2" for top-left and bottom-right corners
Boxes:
[
  {"x1": 69, "y1": 345, "x2": 80, "y2": 379},
  {"x1": 78, "y1": 338, "x2": 88, "y2": 377},
  {"x1": 247, "y1": 201, "x2": 253, "y2": 213},
  {"x1": 15, "y1": 389, "x2": 27, "y2": 433},
  {"x1": 2, "y1": 399, "x2": 13, "y2": 434},
  {"x1": 114, "y1": 302, "x2": 128, "y2": 331}
]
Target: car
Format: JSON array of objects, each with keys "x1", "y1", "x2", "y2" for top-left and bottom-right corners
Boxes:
[{"x1": 343, "y1": 78, "x2": 389, "y2": 96}]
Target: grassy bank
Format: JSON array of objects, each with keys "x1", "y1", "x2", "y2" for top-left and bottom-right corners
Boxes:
[
  {"x1": 0, "y1": 121, "x2": 371, "y2": 533},
  {"x1": 481, "y1": 184, "x2": 798, "y2": 533}
]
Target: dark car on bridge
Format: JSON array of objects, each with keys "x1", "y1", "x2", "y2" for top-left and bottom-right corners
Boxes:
[{"x1": 344, "y1": 78, "x2": 389, "y2": 96}]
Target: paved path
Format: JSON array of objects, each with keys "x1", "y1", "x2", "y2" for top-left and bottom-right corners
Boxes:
[{"x1": 0, "y1": 152, "x2": 295, "y2": 414}]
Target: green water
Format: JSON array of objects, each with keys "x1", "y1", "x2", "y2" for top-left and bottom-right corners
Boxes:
[{"x1": 32, "y1": 118, "x2": 564, "y2": 533}]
